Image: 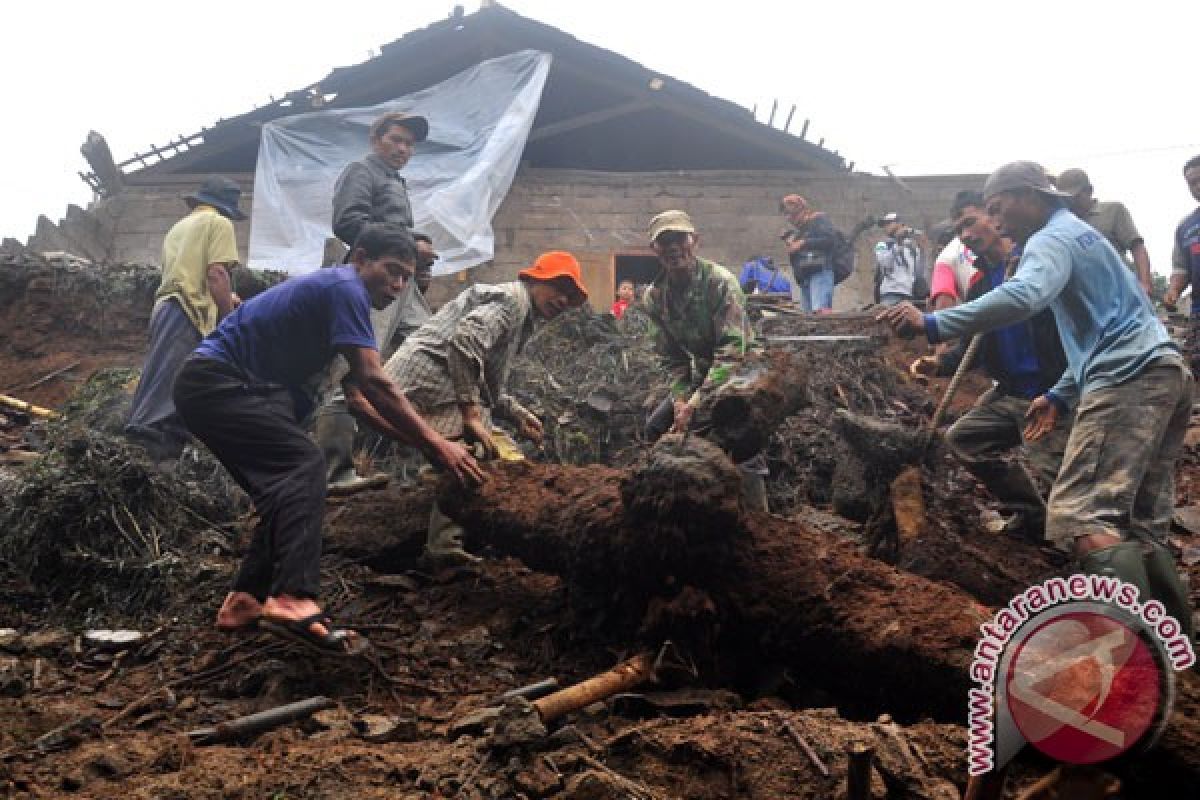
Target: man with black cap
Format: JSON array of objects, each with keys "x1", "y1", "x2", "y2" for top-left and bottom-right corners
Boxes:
[
  {"x1": 332, "y1": 111, "x2": 428, "y2": 246},
  {"x1": 1056, "y1": 167, "x2": 1153, "y2": 294},
  {"x1": 318, "y1": 111, "x2": 431, "y2": 493},
  {"x1": 878, "y1": 161, "x2": 1194, "y2": 639},
  {"x1": 125, "y1": 175, "x2": 245, "y2": 464}
]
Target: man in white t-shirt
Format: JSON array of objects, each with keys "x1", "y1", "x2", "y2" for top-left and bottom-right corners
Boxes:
[{"x1": 929, "y1": 233, "x2": 976, "y2": 311}]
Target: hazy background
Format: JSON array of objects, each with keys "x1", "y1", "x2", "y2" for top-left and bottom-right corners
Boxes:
[{"x1": 3, "y1": 0, "x2": 1195, "y2": 272}]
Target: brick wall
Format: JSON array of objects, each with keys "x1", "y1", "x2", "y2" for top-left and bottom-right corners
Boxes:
[
  {"x1": 64, "y1": 168, "x2": 982, "y2": 309},
  {"x1": 455, "y1": 167, "x2": 984, "y2": 309},
  {"x1": 98, "y1": 175, "x2": 254, "y2": 265}
]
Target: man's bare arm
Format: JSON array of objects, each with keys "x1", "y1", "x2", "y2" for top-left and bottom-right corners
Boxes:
[
  {"x1": 1130, "y1": 242, "x2": 1153, "y2": 294},
  {"x1": 206, "y1": 263, "x2": 236, "y2": 320},
  {"x1": 339, "y1": 345, "x2": 484, "y2": 484},
  {"x1": 342, "y1": 382, "x2": 419, "y2": 446},
  {"x1": 1164, "y1": 272, "x2": 1190, "y2": 309}
]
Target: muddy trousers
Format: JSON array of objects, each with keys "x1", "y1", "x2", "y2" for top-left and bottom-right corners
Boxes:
[
  {"x1": 1050, "y1": 358, "x2": 1195, "y2": 637},
  {"x1": 125, "y1": 298, "x2": 202, "y2": 461},
  {"x1": 646, "y1": 395, "x2": 769, "y2": 512},
  {"x1": 174, "y1": 357, "x2": 326, "y2": 600},
  {"x1": 945, "y1": 388, "x2": 1068, "y2": 521}
]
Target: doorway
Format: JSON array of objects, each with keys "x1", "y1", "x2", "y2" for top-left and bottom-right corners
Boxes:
[{"x1": 613, "y1": 252, "x2": 661, "y2": 300}]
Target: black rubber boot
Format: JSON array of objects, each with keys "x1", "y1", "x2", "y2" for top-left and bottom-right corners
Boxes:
[
  {"x1": 314, "y1": 408, "x2": 362, "y2": 488},
  {"x1": 1143, "y1": 541, "x2": 1195, "y2": 641},
  {"x1": 1078, "y1": 541, "x2": 1153, "y2": 603}
]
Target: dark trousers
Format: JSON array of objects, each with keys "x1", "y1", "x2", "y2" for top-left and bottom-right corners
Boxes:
[
  {"x1": 174, "y1": 358, "x2": 326, "y2": 600},
  {"x1": 125, "y1": 299, "x2": 202, "y2": 460}
]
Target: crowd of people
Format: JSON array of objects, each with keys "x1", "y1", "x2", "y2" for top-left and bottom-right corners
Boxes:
[{"x1": 120, "y1": 104, "x2": 1200, "y2": 663}]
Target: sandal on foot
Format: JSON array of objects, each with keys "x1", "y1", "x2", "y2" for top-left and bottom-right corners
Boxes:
[
  {"x1": 216, "y1": 617, "x2": 260, "y2": 634},
  {"x1": 260, "y1": 613, "x2": 369, "y2": 657}
]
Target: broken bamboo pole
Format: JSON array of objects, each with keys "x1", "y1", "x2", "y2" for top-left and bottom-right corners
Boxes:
[
  {"x1": 533, "y1": 653, "x2": 654, "y2": 723},
  {"x1": 776, "y1": 713, "x2": 829, "y2": 777},
  {"x1": 0, "y1": 394, "x2": 57, "y2": 419},
  {"x1": 187, "y1": 696, "x2": 334, "y2": 745}
]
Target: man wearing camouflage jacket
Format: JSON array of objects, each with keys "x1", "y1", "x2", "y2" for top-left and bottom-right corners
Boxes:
[{"x1": 640, "y1": 210, "x2": 765, "y2": 510}]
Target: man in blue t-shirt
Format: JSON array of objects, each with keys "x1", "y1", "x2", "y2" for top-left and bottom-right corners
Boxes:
[
  {"x1": 1163, "y1": 154, "x2": 1200, "y2": 374},
  {"x1": 174, "y1": 224, "x2": 483, "y2": 656},
  {"x1": 879, "y1": 161, "x2": 1193, "y2": 639}
]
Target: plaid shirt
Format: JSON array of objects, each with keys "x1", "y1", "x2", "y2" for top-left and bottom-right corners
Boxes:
[
  {"x1": 641, "y1": 258, "x2": 753, "y2": 402},
  {"x1": 383, "y1": 281, "x2": 536, "y2": 437}
]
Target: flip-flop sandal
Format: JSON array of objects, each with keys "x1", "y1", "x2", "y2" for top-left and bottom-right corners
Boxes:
[{"x1": 260, "y1": 613, "x2": 370, "y2": 658}]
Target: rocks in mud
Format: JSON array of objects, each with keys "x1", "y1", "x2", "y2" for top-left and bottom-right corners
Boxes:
[
  {"x1": 488, "y1": 697, "x2": 548, "y2": 750},
  {"x1": 449, "y1": 706, "x2": 503, "y2": 740}
]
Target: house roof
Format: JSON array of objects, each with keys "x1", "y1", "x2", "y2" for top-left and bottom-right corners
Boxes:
[{"x1": 101, "y1": 4, "x2": 847, "y2": 184}]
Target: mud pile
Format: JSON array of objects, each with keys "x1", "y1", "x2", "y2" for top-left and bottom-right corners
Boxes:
[
  {"x1": 506, "y1": 306, "x2": 669, "y2": 465},
  {"x1": 0, "y1": 366, "x2": 248, "y2": 620}
]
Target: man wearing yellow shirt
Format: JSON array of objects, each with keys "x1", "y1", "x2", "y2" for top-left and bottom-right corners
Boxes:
[{"x1": 126, "y1": 176, "x2": 243, "y2": 463}]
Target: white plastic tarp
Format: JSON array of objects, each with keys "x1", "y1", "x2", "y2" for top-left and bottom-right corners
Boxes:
[{"x1": 248, "y1": 49, "x2": 552, "y2": 274}]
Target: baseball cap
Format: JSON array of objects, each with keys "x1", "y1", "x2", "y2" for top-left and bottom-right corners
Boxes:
[
  {"x1": 877, "y1": 212, "x2": 899, "y2": 227},
  {"x1": 648, "y1": 210, "x2": 696, "y2": 242},
  {"x1": 983, "y1": 161, "x2": 1071, "y2": 200},
  {"x1": 370, "y1": 112, "x2": 430, "y2": 142},
  {"x1": 1055, "y1": 168, "x2": 1092, "y2": 196}
]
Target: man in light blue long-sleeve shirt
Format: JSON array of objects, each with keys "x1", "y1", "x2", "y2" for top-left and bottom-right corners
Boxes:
[{"x1": 879, "y1": 161, "x2": 1194, "y2": 639}]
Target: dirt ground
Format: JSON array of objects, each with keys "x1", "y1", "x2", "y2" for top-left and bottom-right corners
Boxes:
[{"x1": 2, "y1": 257, "x2": 1199, "y2": 799}]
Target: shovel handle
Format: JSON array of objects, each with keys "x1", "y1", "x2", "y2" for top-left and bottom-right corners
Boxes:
[{"x1": 927, "y1": 334, "x2": 982, "y2": 434}]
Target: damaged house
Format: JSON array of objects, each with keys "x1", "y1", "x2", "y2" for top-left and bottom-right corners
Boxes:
[{"x1": 30, "y1": 3, "x2": 979, "y2": 309}]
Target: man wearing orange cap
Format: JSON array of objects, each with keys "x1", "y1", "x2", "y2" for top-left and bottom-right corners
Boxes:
[{"x1": 384, "y1": 251, "x2": 589, "y2": 565}]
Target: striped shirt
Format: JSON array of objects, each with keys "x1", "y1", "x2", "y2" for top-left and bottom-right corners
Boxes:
[{"x1": 383, "y1": 281, "x2": 536, "y2": 437}]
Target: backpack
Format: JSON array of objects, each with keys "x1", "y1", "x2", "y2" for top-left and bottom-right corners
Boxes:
[{"x1": 831, "y1": 228, "x2": 855, "y2": 285}]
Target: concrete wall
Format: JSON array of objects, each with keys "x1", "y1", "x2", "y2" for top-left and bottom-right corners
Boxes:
[{"x1": 31, "y1": 168, "x2": 982, "y2": 309}]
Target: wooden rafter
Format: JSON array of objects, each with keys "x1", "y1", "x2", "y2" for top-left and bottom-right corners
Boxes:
[{"x1": 528, "y1": 99, "x2": 653, "y2": 143}]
